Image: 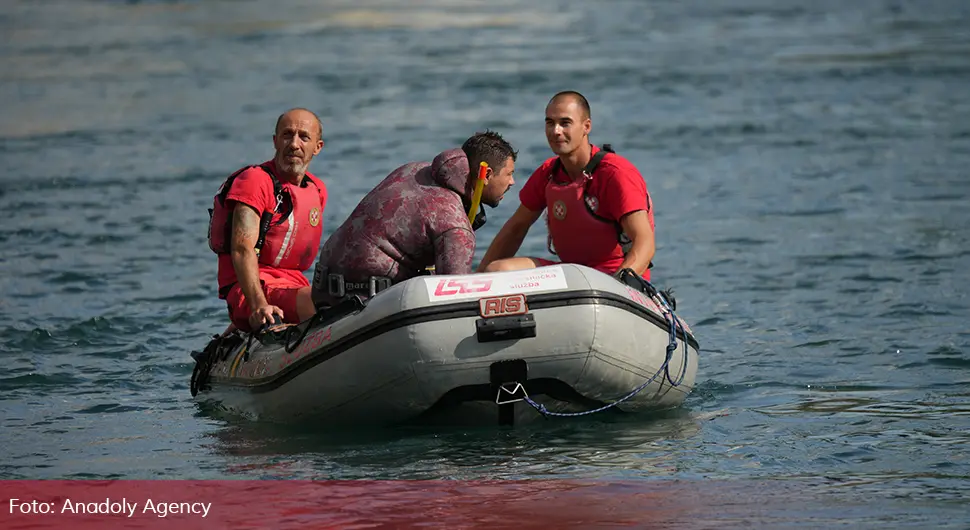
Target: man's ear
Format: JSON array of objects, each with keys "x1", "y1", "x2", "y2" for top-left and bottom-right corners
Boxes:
[{"x1": 484, "y1": 166, "x2": 493, "y2": 182}]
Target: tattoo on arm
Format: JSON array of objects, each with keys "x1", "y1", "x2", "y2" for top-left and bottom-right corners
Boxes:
[
  {"x1": 231, "y1": 204, "x2": 261, "y2": 252},
  {"x1": 230, "y1": 203, "x2": 270, "y2": 310}
]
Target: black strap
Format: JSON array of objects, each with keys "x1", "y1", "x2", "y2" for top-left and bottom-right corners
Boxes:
[
  {"x1": 583, "y1": 143, "x2": 613, "y2": 175},
  {"x1": 549, "y1": 143, "x2": 613, "y2": 185},
  {"x1": 579, "y1": 144, "x2": 614, "y2": 222}
]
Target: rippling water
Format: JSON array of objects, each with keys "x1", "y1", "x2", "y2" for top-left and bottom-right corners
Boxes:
[{"x1": 2, "y1": 0, "x2": 969, "y2": 526}]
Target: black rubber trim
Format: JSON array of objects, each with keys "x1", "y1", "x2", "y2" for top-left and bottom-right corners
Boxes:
[
  {"x1": 412, "y1": 377, "x2": 621, "y2": 423},
  {"x1": 212, "y1": 289, "x2": 699, "y2": 393}
]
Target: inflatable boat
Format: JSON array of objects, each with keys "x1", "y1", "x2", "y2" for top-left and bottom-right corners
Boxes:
[{"x1": 189, "y1": 264, "x2": 700, "y2": 427}]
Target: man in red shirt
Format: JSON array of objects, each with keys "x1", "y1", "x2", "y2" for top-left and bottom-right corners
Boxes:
[
  {"x1": 208, "y1": 108, "x2": 328, "y2": 332},
  {"x1": 477, "y1": 92, "x2": 656, "y2": 280}
]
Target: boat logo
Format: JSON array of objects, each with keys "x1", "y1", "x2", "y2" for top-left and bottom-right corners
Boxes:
[
  {"x1": 433, "y1": 278, "x2": 493, "y2": 297},
  {"x1": 552, "y1": 200, "x2": 567, "y2": 220},
  {"x1": 479, "y1": 293, "x2": 528, "y2": 318},
  {"x1": 309, "y1": 207, "x2": 321, "y2": 227}
]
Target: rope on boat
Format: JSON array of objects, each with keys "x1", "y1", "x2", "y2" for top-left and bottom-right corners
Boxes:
[
  {"x1": 190, "y1": 334, "x2": 225, "y2": 397},
  {"x1": 523, "y1": 280, "x2": 690, "y2": 418}
]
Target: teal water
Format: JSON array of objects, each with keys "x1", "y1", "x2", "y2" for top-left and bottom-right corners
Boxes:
[{"x1": 2, "y1": 0, "x2": 969, "y2": 526}]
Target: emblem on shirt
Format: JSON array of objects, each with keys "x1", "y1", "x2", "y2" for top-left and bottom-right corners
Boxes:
[
  {"x1": 309, "y1": 207, "x2": 320, "y2": 227},
  {"x1": 552, "y1": 200, "x2": 567, "y2": 220},
  {"x1": 585, "y1": 195, "x2": 599, "y2": 212}
]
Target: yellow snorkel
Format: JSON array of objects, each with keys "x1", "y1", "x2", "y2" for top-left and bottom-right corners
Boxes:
[{"x1": 468, "y1": 161, "x2": 488, "y2": 224}]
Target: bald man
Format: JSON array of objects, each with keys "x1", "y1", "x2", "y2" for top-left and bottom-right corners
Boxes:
[
  {"x1": 207, "y1": 108, "x2": 328, "y2": 332},
  {"x1": 478, "y1": 91, "x2": 656, "y2": 280}
]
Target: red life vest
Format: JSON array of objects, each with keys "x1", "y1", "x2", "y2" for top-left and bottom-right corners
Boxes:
[
  {"x1": 544, "y1": 145, "x2": 651, "y2": 278},
  {"x1": 208, "y1": 164, "x2": 325, "y2": 274}
]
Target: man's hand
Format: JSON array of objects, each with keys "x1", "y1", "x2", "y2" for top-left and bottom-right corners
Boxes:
[{"x1": 249, "y1": 304, "x2": 285, "y2": 331}]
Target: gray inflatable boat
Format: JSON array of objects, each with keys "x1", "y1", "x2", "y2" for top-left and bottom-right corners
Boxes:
[{"x1": 190, "y1": 264, "x2": 699, "y2": 427}]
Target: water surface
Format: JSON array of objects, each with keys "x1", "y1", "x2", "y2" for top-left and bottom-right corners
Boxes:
[{"x1": 1, "y1": 0, "x2": 969, "y2": 526}]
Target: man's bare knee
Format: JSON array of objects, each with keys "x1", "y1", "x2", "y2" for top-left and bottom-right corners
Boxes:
[
  {"x1": 484, "y1": 258, "x2": 538, "y2": 273},
  {"x1": 484, "y1": 259, "x2": 512, "y2": 272},
  {"x1": 296, "y1": 286, "x2": 316, "y2": 321}
]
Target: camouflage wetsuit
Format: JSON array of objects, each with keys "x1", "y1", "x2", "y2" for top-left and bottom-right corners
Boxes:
[{"x1": 311, "y1": 148, "x2": 478, "y2": 307}]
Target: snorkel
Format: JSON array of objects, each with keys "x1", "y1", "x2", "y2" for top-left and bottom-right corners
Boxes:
[{"x1": 467, "y1": 161, "x2": 488, "y2": 224}]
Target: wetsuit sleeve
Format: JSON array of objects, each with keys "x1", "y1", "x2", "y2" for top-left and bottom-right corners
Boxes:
[
  {"x1": 518, "y1": 159, "x2": 555, "y2": 212},
  {"x1": 225, "y1": 167, "x2": 275, "y2": 214},
  {"x1": 433, "y1": 228, "x2": 476, "y2": 275},
  {"x1": 597, "y1": 162, "x2": 649, "y2": 222}
]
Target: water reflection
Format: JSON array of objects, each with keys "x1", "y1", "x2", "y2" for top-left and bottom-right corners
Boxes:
[
  {"x1": 201, "y1": 410, "x2": 705, "y2": 480},
  {"x1": 758, "y1": 395, "x2": 970, "y2": 418}
]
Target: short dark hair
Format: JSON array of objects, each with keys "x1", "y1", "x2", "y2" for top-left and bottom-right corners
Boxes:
[
  {"x1": 550, "y1": 91, "x2": 591, "y2": 120},
  {"x1": 461, "y1": 130, "x2": 517, "y2": 171},
  {"x1": 275, "y1": 108, "x2": 323, "y2": 140}
]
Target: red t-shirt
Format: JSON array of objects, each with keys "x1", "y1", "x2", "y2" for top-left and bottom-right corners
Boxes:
[
  {"x1": 216, "y1": 160, "x2": 327, "y2": 291},
  {"x1": 520, "y1": 145, "x2": 652, "y2": 226}
]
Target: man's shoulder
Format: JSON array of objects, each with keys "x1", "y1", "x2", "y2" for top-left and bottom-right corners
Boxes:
[
  {"x1": 599, "y1": 150, "x2": 639, "y2": 171},
  {"x1": 590, "y1": 152, "x2": 647, "y2": 201},
  {"x1": 363, "y1": 161, "x2": 431, "y2": 197},
  {"x1": 394, "y1": 160, "x2": 433, "y2": 175},
  {"x1": 225, "y1": 162, "x2": 275, "y2": 201},
  {"x1": 233, "y1": 162, "x2": 276, "y2": 185},
  {"x1": 370, "y1": 160, "x2": 430, "y2": 189},
  {"x1": 597, "y1": 151, "x2": 645, "y2": 182}
]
